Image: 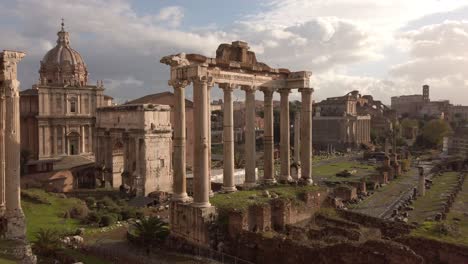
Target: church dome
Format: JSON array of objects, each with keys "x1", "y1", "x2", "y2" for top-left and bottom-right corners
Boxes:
[{"x1": 39, "y1": 21, "x2": 88, "y2": 86}]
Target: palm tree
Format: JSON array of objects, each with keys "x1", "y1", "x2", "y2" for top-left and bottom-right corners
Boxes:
[
  {"x1": 132, "y1": 217, "x2": 169, "y2": 247},
  {"x1": 33, "y1": 228, "x2": 62, "y2": 257}
]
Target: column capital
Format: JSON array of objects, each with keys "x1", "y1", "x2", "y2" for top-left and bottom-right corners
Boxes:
[
  {"x1": 298, "y1": 87, "x2": 314, "y2": 94},
  {"x1": 219, "y1": 83, "x2": 236, "y2": 92},
  {"x1": 191, "y1": 75, "x2": 214, "y2": 86},
  {"x1": 260, "y1": 87, "x2": 274, "y2": 97},
  {"x1": 168, "y1": 79, "x2": 190, "y2": 89},
  {"x1": 278, "y1": 88, "x2": 291, "y2": 95},
  {"x1": 240, "y1": 85, "x2": 256, "y2": 93}
]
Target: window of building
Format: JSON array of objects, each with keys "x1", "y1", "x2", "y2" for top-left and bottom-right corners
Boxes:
[{"x1": 70, "y1": 100, "x2": 76, "y2": 113}]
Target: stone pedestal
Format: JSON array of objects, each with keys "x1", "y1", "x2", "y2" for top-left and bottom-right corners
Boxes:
[{"x1": 169, "y1": 201, "x2": 217, "y2": 245}]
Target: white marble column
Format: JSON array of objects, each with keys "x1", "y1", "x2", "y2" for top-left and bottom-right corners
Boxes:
[
  {"x1": 279, "y1": 89, "x2": 292, "y2": 182},
  {"x1": 220, "y1": 83, "x2": 237, "y2": 192},
  {"x1": 261, "y1": 88, "x2": 276, "y2": 184},
  {"x1": 300, "y1": 88, "x2": 313, "y2": 184},
  {"x1": 242, "y1": 85, "x2": 257, "y2": 188},
  {"x1": 192, "y1": 76, "x2": 211, "y2": 207},
  {"x1": 169, "y1": 80, "x2": 190, "y2": 201}
]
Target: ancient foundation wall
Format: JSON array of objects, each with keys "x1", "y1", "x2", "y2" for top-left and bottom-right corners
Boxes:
[{"x1": 396, "y1": 236, "x2": 468, "y2": 264}]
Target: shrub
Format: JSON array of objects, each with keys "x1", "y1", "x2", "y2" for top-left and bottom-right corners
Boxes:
[
  {"x1": 84, "y1": 197, "x2": 96, "y2": 208},
  {"x1": 121, "y1": 207, "x2": 139, "y2": 220},
  {"x1": 130, "y1": 217, "x2": 169, "y2": 247},
  {"x1": 70, "y1": 203, "x2": 90, "y2": 220},
  {"x1": 33, "y1": 228, "x2": 62, "y2": 257},
  {"x1": 100, "y1": 214, "x2": 117, "y2": 227},
  {"x1": 21, "y1": 190, "x2": 51, "y2": 205},
  {"x1": 101, "y1": 196, "x2": 118, "y2": 208},
  {"x1": 87, "y1": 211, "x2": 101, "y2": 224}
]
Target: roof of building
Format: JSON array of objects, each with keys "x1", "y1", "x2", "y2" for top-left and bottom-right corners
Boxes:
[
  {"x1": 126, "y1": 91, "x2": 194, "y2": 107},
  {"x1": 20, "y1": 88, "x2": 38, "y2": 96},
  {"x1": 104, "y1": 94, "x2": 114, "y2": 99}
]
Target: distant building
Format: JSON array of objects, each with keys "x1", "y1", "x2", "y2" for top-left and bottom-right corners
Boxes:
[
  {"x1": 313, "y1": 91, "x2": 371, "y2": 151},
  {"x1": 20, "y1": 23, "x2": 113, "y2": 162},
  {"x1": 391, "y1": 85, "x2": 450, "y2": 119}
]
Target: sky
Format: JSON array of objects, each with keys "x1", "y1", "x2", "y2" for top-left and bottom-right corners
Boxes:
[{"x1": 2, "y1": 0, "x2": 468, "y2": 105}]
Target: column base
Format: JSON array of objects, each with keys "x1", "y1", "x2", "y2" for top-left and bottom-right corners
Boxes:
[
  {"x1": 5, "y1": 209, "x2": 26, "y2": 240},
  {"x1": 191, "y1": 201, "x2": 212, "y2": 208},
  {"x1": 299, "y1": 178, "x2": 313, "y2": 185},
  {"x1": 263, "y1": 178, "x2": 277, "y2": 185},
  {"x1": 243, "y1": 182, "x2": 258, "y2": 189},
  {"x1": 221, "y1": 186, "x2": 237, "y2": 193},
  {"x1": 171, "y1": 193, "x2": 192, "y2": 203},
  {"x1": 279, "y1": 175, "x2": 293, "y2": 183}
]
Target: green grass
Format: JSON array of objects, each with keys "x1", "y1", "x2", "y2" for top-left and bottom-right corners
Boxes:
[
  {"x1": 313, "y1": 161, "x2": 377, "y2": 184},
  {"x1": 22, "y1": 189, "x2": 84, "y2": 241},
  {"x1": 0, "y1": 256, "x2": 17, "y2": 264},
  {"x1": 409, "y1": 172, "x2": 460, "y2": 223},
  {"x1": 210, "y1": 184, "x2": 321, "y2": 212}
]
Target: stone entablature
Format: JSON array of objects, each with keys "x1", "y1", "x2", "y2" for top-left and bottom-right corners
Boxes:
[{"x1": 95, "y1": 104, "x2": 173, "y2": 196}]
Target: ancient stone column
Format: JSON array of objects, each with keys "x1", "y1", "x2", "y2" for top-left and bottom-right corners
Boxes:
[
  {"x1": 192, "y1": 76, "x2": 211, "y2": 207},
  {"x1": 104, "y1": 132, "x2": 113, "y2": 186},
  {"x1": 133, "y1": 136, "x2": 144, "y2": 196},
  {"x1": 0, "y1": 77, "x2": 5, "y2": 214},
  {"x1": 220, "y1": 83, "x2": 237, "y2": 192},
  {"x1": 207, "y1": 84, "x2": 214, "y2": 197},
  {"x1": 418, "y1": 167, "x2": 425, "y2": 197},
  {"x1": 3, "y1": 51, "x2": 26, "y2": 239},
  {"x1": 261, "y1": 88, "x2": 276, "y2": 184},
  {"x1": 294, "y1": 113, "x2": 300, "y2": 163},
  {"x1": 169, "y1": 80, "x2": 190, "y2": 201},
  {"x1": 300, "y1": 88, "x2": 314, "y2": 184},
  {"x1": 242, "y1": 85, "x2": 257, "y2": 188},
  {"x1": 279, "y1": 88, "x2": 292, "y2": 182}
]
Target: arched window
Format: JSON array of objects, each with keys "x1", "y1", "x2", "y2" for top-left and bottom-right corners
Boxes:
[{"x1": 70, "y1": 100, "x2": 76, "y2": 113}]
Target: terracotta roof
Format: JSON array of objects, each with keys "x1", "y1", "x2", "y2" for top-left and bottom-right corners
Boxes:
[
  {"x1": 104, "y1": 94, "x2": 113, "y2": 99},
  {"x1": 126, "y1": 91, "x2": 194, "y2": 107}
]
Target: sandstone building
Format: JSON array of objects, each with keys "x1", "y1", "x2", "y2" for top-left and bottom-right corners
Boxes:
[
  {"x1": 127, "y1": 91, "x2": 195, "y2": 168},
  {"x1": 95, "y1": 104, "x2": 173, "y2": 195},
  {"x1": 313, "y1": 91, "x2": 371, "y2": 150},
  {"x1": 20, "y1": 22, "x2": 112, "y2": 161}
]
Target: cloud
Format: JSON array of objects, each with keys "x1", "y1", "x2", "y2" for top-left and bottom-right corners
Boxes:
[{"x1": 155, "y1": 6, "x2": 184, "y2": 28}]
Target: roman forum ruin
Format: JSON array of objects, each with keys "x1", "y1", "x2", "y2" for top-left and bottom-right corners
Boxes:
[
  {"x1": 1, "y1": 50, "x2": 36, "y2": 263},
  {"x1": 162, "y1": 41, "x2": 313, "y2": 244}
]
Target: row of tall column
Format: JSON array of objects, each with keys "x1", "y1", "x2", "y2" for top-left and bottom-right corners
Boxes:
[
  {"x1": 170, "y1": 76, "x2": 314, "y2": 208},
  {"x1": 0, "y1": 51, "x2": 26, "y2": 240}
]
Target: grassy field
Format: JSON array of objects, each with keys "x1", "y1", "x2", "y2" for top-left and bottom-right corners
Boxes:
[
  {"x1": 22, "y1": 189, "x2": 84, "y2": 241},
  {"x1": 409, "y1": 172, "x2": 460, "y2": 223},
  {"x1": 313, "y1": 161, "x2": 377, "y2": 182},
  {"x1": 211, "y1": 184, "x2": 321, "y2": 211},
  {"x1": 411, "y1": 172, "x2": 468, "y2": 246}
]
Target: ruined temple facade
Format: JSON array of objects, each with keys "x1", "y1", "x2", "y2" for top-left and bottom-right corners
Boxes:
[
  {"x1": 95, "y1": 104, "x2": 173, "y2": 196},
  {"x1": 20, "y1": 22, "x2": 112, "y2": 160},
  {"x1": 1, "y1": 50, "x2": 37, "y2": 263},
  {"x1": 313, "y1": 91, "x2": 371, "y2": 150},
  {"x1": 162, "y1": 41, "x2": 313, "y2": 245}
]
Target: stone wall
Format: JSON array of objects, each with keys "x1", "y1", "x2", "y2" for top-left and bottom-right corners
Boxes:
[
  {"x1": 228, "y1": 231, "x2": 423, "y2": 264},
  {"x1": 396, "y1": 236, "x2": 468, "y2": 264}
]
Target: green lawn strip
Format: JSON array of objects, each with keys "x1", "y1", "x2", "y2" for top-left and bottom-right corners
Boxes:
[
  {"x1": 0, "y1": 256, "x2": 17, "y2": 264},
  {"x1": 411, "y1": 220, "x2": 468, "y2": 246},
  {"x1": 210, "y1": 185, "x2": 321, "y2": 212},
  {"x1": 409, "y1": 172, "x2": 459, "y2": 223},
  {"x1": 22, "y1": 189, "x2": 84, "y2": 241},
  {"x1": 314, "y1": 161, "x2": 377, "y2": 180}
]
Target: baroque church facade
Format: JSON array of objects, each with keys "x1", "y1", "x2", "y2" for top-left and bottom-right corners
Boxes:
[{"x1": 20, "y1": 22, "x2": 112, "y2": 160}]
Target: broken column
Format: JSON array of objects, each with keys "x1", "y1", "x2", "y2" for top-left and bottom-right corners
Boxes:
[{"x1": 418, "y1": 166, "x2": 425, "y2": 197}]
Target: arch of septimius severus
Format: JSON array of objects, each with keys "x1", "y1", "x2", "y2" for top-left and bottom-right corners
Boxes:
[
  {"x1": 162, "y1": 41, "x2": 313, "y2": 244},
  {"x1": 1, "y1": 50, "x2": 36, "y2": 263}
]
